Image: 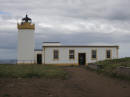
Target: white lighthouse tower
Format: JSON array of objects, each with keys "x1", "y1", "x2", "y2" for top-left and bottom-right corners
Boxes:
[{"x1": 17, "y1": 15, "x2": 35, "y2": 64}]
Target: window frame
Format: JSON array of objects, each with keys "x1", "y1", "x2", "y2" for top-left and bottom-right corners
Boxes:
[
  {"x1": 106, "y1": 49, "x2": 112, "y2": 59},
  {"x1": 91, "y1": 49, "x2": 97, "y2": 60},
  {"x1": 53, "y1": 50, "x2": 59, "y2": 60},
  {"x1": 69, "y1": 50, "x2": 75, "y2": 60}
]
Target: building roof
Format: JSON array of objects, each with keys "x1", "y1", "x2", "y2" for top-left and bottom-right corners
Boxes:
[{"x1": 43, "y1": 45, "x2": 119, "y2": 48}]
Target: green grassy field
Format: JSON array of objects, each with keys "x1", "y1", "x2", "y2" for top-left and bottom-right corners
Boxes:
[
  {"x1": 96, "y1": 57, "x2": 130, "y2": 67},
  {"x1": 96, "y1": 57, "x2": 130, "y2": 72},
  {"x1": 0, "y1": 64, "x2": 68, "y2": 79},
  {"x1": 88, "y1": 57, "x2": 130, "y2": 80}
]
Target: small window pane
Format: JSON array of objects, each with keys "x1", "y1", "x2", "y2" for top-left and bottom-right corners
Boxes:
[
  {"x1": 106, "y1": 50, "x2": 111, "y2": 58},
  {"x1": 69, "y1": 50, "x2": 74, "y2": 59},
  {"x1": 92, "y1": 50, "x2": 97, "y2": 59},
  {"x1": 54, "y1": 50, "x2": 59, "y2": 59}
]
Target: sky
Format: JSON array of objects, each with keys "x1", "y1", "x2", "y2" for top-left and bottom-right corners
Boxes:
[{"x1": 0, "y1": 0, "x2": 130, "y2": 59}]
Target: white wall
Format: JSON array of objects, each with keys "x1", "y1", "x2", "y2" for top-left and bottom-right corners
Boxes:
[
  {"x1": 17, "y1": 29, "x2": 34, "y2": 64},
  {"x1": 41, "y1": 47, "x2": 118, "y2": 65}
]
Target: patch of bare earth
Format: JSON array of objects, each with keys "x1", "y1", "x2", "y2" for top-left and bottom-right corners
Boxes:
[{"x1": 0, "y1": 67, "x2": 130, "y2": 97}]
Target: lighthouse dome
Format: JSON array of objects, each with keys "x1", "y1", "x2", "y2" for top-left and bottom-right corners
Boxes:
[
  {"x1": 22, "y1": 14, "x2": 32, "y2": 23},
  {"x1": 17, "y1": 14, "x2": 35, "y2": 30}
]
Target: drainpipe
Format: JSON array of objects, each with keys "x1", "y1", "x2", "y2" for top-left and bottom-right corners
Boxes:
[{"x1": 44, "y1": 47, "x2": 45, "y2": 64}]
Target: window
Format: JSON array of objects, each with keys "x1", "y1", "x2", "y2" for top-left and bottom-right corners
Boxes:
[
  {"x1": 106, "y1": 50, "x2": 111, "y2": 59},
  {"x1": 53, "y1": 50, "x2": 59, "y2": 59},
  {"x1": 69, "y1": 50, "x2": 75, "y2": 59},
  {"x1": 91, "y1": 50, "x2": 97, "y2": 59}
]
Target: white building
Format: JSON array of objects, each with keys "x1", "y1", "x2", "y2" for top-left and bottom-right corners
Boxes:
[{"x1": 17, "y1": 15, "x2": 119, "y2": 65}]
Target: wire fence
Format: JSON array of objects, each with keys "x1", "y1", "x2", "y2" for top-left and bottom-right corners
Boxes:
[
  {"x1": 0, "y1": 60, "x2": 17, "y2": 64},
  {"x1": 17, "y1": 60, "x2": 35, "y2": 64},
  {"x1": 0, "y1": 60, "x2": 36, "y2": 64}
]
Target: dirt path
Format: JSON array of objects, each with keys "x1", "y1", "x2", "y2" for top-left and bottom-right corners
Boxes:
[
  {"x1": 63, "y1": 67, "x2": 130, "y2": 97},
  {"x1": 0, "y1": 67, "x2": 130, "y2": 97}
]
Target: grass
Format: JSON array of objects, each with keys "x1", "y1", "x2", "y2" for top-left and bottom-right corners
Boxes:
[
  {"x1": 0, "y1": 64, "x2": 68, "y2": 79},
  {"x1": 88, "y1": 57, "x2": 130, "y2": 80},
  {"x1": 96, "y1": 57, "x2": 130, "y2": 67},
  {"x1": 2, "y1": 94, "x2": 11, "y2": 97}
]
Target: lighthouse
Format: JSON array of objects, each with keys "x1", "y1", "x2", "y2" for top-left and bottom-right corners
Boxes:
[{"x1": 17, "y1": 15, "x2": 35, "y2": 64}]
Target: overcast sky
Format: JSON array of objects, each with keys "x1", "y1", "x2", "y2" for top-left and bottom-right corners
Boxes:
[{"x1": 0, "y1": 0, "x2": 130, "y2": 59}]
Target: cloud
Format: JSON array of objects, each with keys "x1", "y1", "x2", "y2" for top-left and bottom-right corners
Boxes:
[{"x1": 0, "y1": 0, "x2": 130, "y2": 59}]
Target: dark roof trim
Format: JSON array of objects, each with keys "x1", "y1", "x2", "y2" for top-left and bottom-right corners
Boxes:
[
  {"x1": 34, "y1": 49, "x2": 42, "y2": 51},
  {"x1": 43, "y1": 45, "x2": 119, "y2": 48},
  {"x1": 43, "y1": 42, "x2": 60, "y2": 43}
]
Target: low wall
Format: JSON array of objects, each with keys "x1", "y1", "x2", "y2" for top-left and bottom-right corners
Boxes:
[
  {"x1": 88, "y1": 64, "x2": 130, "y2": 78},
  {"x1": 88, "y1": 64, "x2": 98, "y2": 70},
  {"x1": 114, "y1": 66, "x2": 130, "y2": 77}
]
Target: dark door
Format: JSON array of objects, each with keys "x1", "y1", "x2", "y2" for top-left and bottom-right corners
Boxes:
[
  {"x1": 78, "y1": 53, "x2": 86, "y2": 65},
  {"x1": 37, "y1": 54, "x2": 42, "y2": 64}
]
